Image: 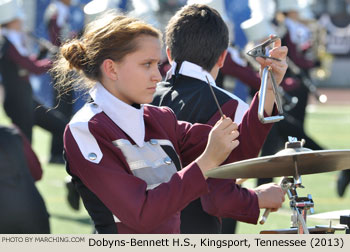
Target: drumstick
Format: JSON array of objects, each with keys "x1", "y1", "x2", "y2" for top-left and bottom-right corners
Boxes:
[
  {"x1": 206, "y1": 76, "x2": 224, "y2": 118},
  {"x1": 259, "y1": 177, "x2": 286, "y2": 225},
  {"x1": 259, "y1": 208, "x2": 272, "y2": 225},
  {"x1": 236, "y1": 178, "x2": 248, "y2": 185}
]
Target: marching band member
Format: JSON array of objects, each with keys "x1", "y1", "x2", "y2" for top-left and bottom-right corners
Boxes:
[
  {"x1": 53, "y1": 10, "x2": 285, "y2": 234},
  {"x1": 276, "y1": 0, "x2": 317, "y2": 125},
  {"x1": 152, "y1": 4, "x2": 288, "y2": 234},
  {"x1": 0, "y1": 0, "x2": 66, "y2": 148},
  {"x1": 276, "y1": 0, "x2": 324, "y2": 143}
]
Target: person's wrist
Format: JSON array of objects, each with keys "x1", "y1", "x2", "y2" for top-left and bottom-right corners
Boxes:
[
  {"x1": 196, "y1": 154, "x2": 217, "y2": 176},
  {"x1": 254, "y1": 188, "x2": 262, "y2": 208},
  {"x1": 197, "y1": 156, "x2": 215, "y2": 171}
]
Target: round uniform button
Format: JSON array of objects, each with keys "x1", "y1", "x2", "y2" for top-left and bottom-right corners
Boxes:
[
  {"x1": 150, "y1": 139, "x2": 158, "y2": 145},
  {"x1": 88, "y1": 153, "x2": 97, "y2": 160},
  {"x1": 164, "y1": 157, "x2": 172, "y2": 165}
]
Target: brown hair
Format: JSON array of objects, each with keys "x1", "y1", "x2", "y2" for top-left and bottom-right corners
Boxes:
[{"x1": 52, "y1": 11, "x2": 162, "y2": 94}]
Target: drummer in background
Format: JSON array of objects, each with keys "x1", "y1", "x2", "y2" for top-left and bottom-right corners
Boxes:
[{"x1": 152, "y1": 3, "x2": 288, "y2": 234}]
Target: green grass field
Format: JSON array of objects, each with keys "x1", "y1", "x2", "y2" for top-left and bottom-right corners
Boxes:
[{"x1": 1, "y1": 103, "x2": 350, "y2": 234}]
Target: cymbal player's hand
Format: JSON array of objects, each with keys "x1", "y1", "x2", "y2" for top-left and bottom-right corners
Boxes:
[
  {"x1": 196, "y1": 117, "x2": 239, "y2": 179},
  {"x1": 256, "y1": 35, "x2": 288, "y2": 88},
  {"x1": 256, "y1": 36, "x2": 288, "y2": 116},
  {"x1": 254, "y1": 183, "x2": 285, "y2": 211}
]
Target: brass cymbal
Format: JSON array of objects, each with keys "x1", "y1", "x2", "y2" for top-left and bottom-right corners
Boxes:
[{"x1": 205, "y1": 149, "x2": 350, "y2": 179}]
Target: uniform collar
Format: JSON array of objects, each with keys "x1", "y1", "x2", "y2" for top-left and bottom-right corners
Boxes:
[
  {"x1": 89, "y1": 83, "x2": 145, "y2": 147},
  {"x1": 165, "y1": 61, "x2": 217, "y2": 87},
  {"x1": 165, "y1": 60, "x2": 249, "y2": 125}
]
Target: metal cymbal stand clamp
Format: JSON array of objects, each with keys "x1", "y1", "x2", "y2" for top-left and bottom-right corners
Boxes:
[
  {"x1": 285, "y1": 177, "x2": 314, "y2": 234},
  {"x1": 259, "y1": 137, "x2": 314, "y2": 232},
  {"x1": 247, "y1": 36, "x2": 284, "y2": 123},
  {"x1": 281, "y1": 138, "x2": 314, "y2": 234}
]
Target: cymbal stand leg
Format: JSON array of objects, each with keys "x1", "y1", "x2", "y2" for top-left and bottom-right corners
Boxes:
[
  {"x1": 297, "y1": 208, "x2": 309, "y2": 234},
  {"x1": 290, "y1": 201, "x2": 310, "y2": 234}
]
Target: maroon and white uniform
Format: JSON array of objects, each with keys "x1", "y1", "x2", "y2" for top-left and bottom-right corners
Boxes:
[
  {"x1": 65, "y1": 82, "x2": 266, "y2": 233},
  {"x1": 0, "y1": 29, "x2": 52, "y2": 142}
]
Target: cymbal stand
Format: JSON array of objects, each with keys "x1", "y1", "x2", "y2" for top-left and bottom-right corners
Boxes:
[
  {"x1": 282, "y1": 175, "x2": 315, "y2": 234},
  {"x1": 280, "y1": 137, "x2": 314, "y2": 234}
]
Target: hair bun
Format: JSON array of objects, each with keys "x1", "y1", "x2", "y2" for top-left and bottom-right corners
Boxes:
[{"x1": 61, "y1": 40, "x2": 87, "y2": 71}]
